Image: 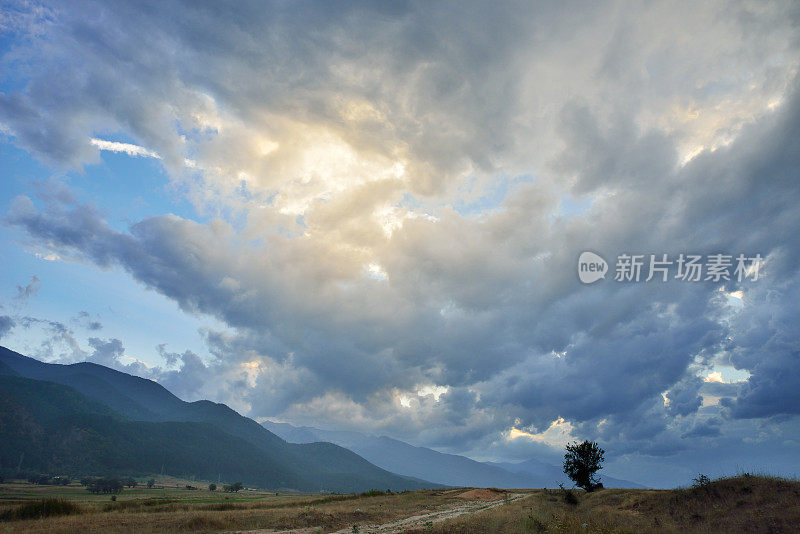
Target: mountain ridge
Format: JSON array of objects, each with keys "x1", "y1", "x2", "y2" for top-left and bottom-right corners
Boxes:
[
  {"x1": 0, "y1": 346, "x2": 438, "y2": 493},
  {"x1": 263, "y1": 420, "x2": 646, "y2": 489}
]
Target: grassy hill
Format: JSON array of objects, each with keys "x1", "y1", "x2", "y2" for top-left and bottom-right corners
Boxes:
[
  {"x1": 0, "y1": 347, "x2": 438, "y2": 493},
  {"x1": 402, "y1": 474, "x2": 800, "y2": 533}
]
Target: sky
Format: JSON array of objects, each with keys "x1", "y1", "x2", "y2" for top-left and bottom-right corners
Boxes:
[{"x1": 1, "y1": 0, "x2": 799, "y2": 488}]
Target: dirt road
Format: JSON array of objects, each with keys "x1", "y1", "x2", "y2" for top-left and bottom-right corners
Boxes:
[
  {"x1": 244, "y1": 492, "x2": 531, "y2": 534},
  {"x1": 330, "y1": 492, "x2": 530, "y2": 533}
]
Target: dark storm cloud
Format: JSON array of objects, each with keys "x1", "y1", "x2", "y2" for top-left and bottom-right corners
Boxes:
[
  {"x1": 8, "y1": 84, "x2": 800, "y2": 454},
  {"x1": 2, "y1": 0, "x2": 800, "y2": 485},
  {"x1": 722, "y1": 267, "x2": 800, "y2": 419}
]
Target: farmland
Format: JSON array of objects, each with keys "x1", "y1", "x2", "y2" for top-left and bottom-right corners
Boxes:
[{"x1": 1, "y1": 474, "x2": 798, "y2": 533}]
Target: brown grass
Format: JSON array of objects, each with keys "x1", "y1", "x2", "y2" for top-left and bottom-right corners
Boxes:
[
  {"x1": 458, "y1": 488, "x2": 508, "y2": 501},
  {"x1": 1, "y1": 475, "x2": 798, "y2": 533},
  {"x1": 0, "y1": 485, "x2": 459, "y2": 533},
  {"x1": 405, "y1": 475, "x2": 800, "y2": 534}
]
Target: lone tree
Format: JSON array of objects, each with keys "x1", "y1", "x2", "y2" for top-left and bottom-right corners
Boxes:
[{"x1": 563, "y1": 440, "x2": 605, "y2": 492}]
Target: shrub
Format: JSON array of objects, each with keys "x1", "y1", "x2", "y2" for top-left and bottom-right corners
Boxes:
[
  {"x1": 209, "y1": 483, "x2": 217, "y2": 491},
  {"x1": 223, "y1": 482, "x2": 243, "y2": 493},
  {"x1": 692, "y1": 474, "x2": 712, "y2": 488},
  {"x1": 558, "y1": 483, "x2": 579, "y2": 505},
  {"x1": 0, "y1": 498, "x2": 81, "y2": 520},
  {"x1": 523, "y1": 510, "x2": 548, "y2": 533},
  {"x1": 86, "y1": 477, "x2": 123, "y2": 494},
  {"x1": 147, "y1": 478, "x2": 155, "y2": 488}
]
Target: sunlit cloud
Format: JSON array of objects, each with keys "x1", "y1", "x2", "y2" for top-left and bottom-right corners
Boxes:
[
  {"x1": 508, "y1": 418, "x2": 576, "y2": 449},
  {"x1": 1, "y1": 0, "x2": 799, "y2": 488}
]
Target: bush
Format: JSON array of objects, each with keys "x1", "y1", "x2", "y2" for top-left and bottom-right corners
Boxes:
[
  {"x1": 558, "y1": 483, "x2": 579, "y2": 505},
  {"x1": 223, "y1": 482, "x2": 243, "y2": 493},
  {"x1": 523, "y1": 510, "x2": 549, "y2": 533},
  {"x1": 0, "y1": 498, "x2": 81, "y2": 520},
  {"x1": 86, "y1": 477, "x2": 123, "y2": 494},
  {"x1": 209, "y1": 483, "x2": 217, "y2": 491},
  {"x1": 692, "y1": 474, "x2": 712, "y2": 488},
  {"x1": 147, "y1": 478, "x2": 155, "y2": 488}
]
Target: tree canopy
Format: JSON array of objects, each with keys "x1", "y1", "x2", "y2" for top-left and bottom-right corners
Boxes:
[{"x1": 563, "y1": 440, "x2": 605, "y2": 491}]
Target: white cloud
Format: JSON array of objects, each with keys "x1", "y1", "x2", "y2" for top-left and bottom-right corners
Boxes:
[{"x1": 90, "y1": 138, "x2": 161, "y2": 159}]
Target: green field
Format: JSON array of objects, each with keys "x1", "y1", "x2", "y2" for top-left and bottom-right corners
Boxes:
[{"x1": 0, "y1": 476, "x2": 457, "y2": 533}]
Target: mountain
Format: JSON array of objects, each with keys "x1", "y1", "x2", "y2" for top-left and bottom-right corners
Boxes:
[
  {"x1": 0, "y1": 374, "x2": 299, "y2": 488},
  {"x1": 0, "y1": 347, "x2": 283, "y2": 448},
  {"x1": 265, "y1": 421, "x2": 536, "y2": 488},
  {"x1": 485, "y1": 459, "x2": 646, "y2": 489},
  {"x1": 0, "y1": 347, "x2": 437, "y2": 493},
  {"x1": 264, "y1": 421, "x2": 645, "y2": 489},
  {"x1": 0, "y1": 359, "x2": 18, "y2": 376}
]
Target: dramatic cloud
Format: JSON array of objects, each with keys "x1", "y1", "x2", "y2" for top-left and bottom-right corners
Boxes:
[{"x1": 2, "y1": 0, "x2": 799, "y2": 486}]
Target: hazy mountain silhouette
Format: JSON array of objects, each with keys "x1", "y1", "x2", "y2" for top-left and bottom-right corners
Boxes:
[
  {"x1": 264, "y1": 421, "x2": 645, "y2": 489},
  {"x1": 485, "y1": 459, "x2": 645, "y2": 489},
  {"x1": 0, "y1": 346, "x2": 437, "y2": 492}
]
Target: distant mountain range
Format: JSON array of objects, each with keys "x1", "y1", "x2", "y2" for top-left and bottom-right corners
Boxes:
[
  {"x1": 0, "y1": 346, "x2": 436, "y2": 493},
  {"x1": 263, "y1": 421, "x2": 646, "y2": 489},
  {"x1": 0, "y1": 346, "x2": 643, "y2": 491}
]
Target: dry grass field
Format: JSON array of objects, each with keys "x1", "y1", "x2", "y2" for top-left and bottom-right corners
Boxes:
[
  {"x1": 405, "y1": 475, "x2": 800, "y2": 534},
  {"x1": 0, "y1": 474, "x2": 798, "y2": 533}
]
